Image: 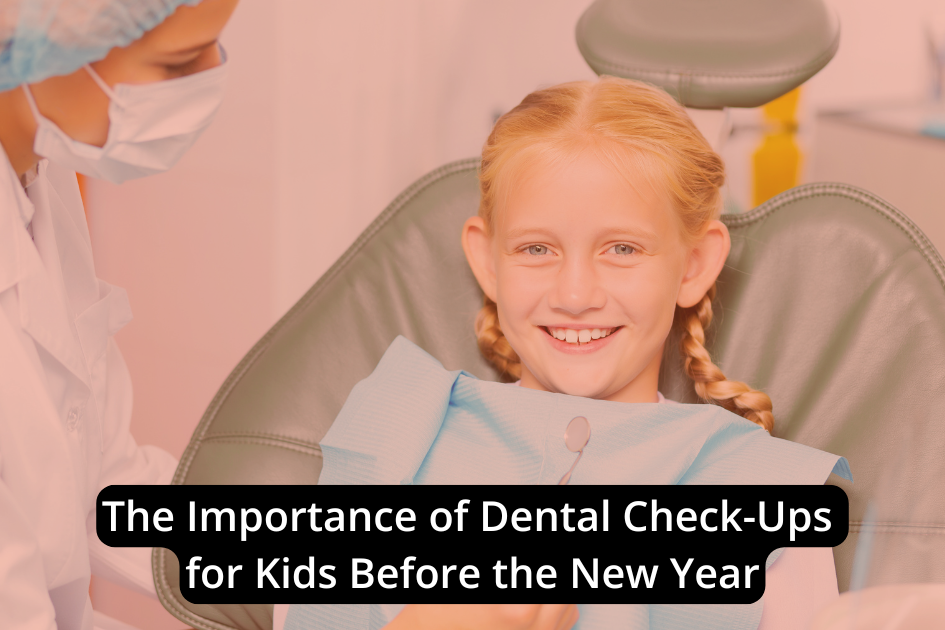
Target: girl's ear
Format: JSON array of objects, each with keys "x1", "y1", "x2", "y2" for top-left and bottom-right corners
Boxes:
[
  {"x1": 462, "y1": 215, "x2": 498, "y2": 302},
  {"x1": 677, "y1": 219, "x2": 731, "y2": 309}
]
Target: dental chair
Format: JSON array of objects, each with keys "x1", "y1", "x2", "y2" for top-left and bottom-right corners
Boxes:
[{"x1": 153, "y1": 1, "x2": 945, "y2": 629}]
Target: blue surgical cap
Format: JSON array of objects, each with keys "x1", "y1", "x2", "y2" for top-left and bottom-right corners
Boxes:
[{"x1": 0, "y1": 0, "x2": 203, "y2": 91}]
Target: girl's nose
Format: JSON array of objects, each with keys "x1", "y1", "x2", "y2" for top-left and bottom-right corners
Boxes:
[{"x1": 548, "y1": 257, "x2": 606, "y2": 315}]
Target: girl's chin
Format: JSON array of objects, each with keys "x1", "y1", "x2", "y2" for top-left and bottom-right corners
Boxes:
[{"x1": 523, "y1": 371, "x2": 618, "y2": 400}]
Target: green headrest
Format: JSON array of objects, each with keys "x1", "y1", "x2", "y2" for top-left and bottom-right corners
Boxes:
[{"x1": 576, "y1": 0, "x2": 840, "y2": 108}]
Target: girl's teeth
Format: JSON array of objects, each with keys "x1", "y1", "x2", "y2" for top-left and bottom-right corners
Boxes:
[{"x1": 550, "y1": 327, "x2": 615, "y2": 345}]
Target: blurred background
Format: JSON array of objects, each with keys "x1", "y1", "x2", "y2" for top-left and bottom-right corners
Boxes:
[{"x1": 85, "y1": 0, "x2": 945, "y2": 626}]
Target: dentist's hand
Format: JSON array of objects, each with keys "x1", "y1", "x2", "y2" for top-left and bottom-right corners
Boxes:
[{"x1": 387, "y1": 604, "x2": 579, "y2": 630}]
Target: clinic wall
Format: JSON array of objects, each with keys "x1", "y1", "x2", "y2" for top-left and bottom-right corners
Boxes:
[{"x1": 84, "y1": 1, "x2": 940, "y2": 628}]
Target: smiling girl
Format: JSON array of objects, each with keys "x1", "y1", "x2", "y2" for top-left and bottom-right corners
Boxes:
[
  {"x1": 282, "y1": 76, "x2": 849, "y2": 630},
  {"x1": 465, "y1": 77, "x2": 771, "y2": 425}
]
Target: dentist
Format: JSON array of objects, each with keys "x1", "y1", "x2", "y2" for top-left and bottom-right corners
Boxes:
[{"x1": 0, "y1": 1, "x2": 238, "y2": 628}]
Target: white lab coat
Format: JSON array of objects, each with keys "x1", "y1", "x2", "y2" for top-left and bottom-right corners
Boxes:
[{"x1": 0, "y1": 149, "x2": 178, "y2": 630}]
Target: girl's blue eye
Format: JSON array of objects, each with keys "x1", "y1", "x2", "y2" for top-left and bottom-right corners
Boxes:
[
  {"x1": 608, "y1": 244, "x2": 635, "y2": 255},
  {"x1": 527, "y1": 245, "x2": 549, "y2": 255}
]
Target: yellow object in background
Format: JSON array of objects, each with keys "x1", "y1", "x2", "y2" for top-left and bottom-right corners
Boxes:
[{"x1": 753, "y1": 88, "x2": 802, "y2": 207}]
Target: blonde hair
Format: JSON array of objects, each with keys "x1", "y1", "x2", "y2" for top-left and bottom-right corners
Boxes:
[{"x1": 474, "y1": 76, "x2": 774, "y2": 433}]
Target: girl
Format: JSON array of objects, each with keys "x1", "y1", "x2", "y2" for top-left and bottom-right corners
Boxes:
[{"x1": 282, "y1": 76, "x2": 849, "y2": 630}]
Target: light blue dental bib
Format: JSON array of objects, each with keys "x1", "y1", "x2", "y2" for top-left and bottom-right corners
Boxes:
[{"x1": 286, "y1": 336, "x2": 851, "y2": 630}]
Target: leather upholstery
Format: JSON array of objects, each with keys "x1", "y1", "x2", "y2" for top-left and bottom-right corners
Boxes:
[
  {"x1": 154, "y1": 161, "x2": 945, "y2": 629},
  {"x1": 575, "y1": 0, "x2": 840, "y2": 108}
]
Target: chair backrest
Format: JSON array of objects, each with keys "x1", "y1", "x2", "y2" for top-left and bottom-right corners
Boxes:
[{"x1": 154, "y1": 160, "x2": 945, "y2": 630}]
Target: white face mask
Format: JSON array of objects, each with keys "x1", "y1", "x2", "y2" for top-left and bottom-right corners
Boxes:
[{"x1": 22, "y1": 48, "x2": 228, "y2": 184}]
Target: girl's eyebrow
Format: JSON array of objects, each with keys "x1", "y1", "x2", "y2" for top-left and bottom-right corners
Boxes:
[
  {"x1": 592, "y1": 225, "x2": 658, "y2": 241},
  {"x1": 503, "y1": 225, "x2": 658, "y2": 242},
  {"x1": 503, "y1": 227, "x2": 557, "y2": 241}
]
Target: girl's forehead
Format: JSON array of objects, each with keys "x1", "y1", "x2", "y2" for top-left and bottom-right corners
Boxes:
[{"x1": 494, "y1": 148, "x2": 679, "y2": 236}]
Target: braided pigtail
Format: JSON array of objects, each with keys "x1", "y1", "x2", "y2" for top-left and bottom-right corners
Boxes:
[
  {"x1": 475, "y1": 297, "x2": 522, "y2": 381},
  {"x1": 678, "y1": 285, "x2": 775, "y2": 433}
]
